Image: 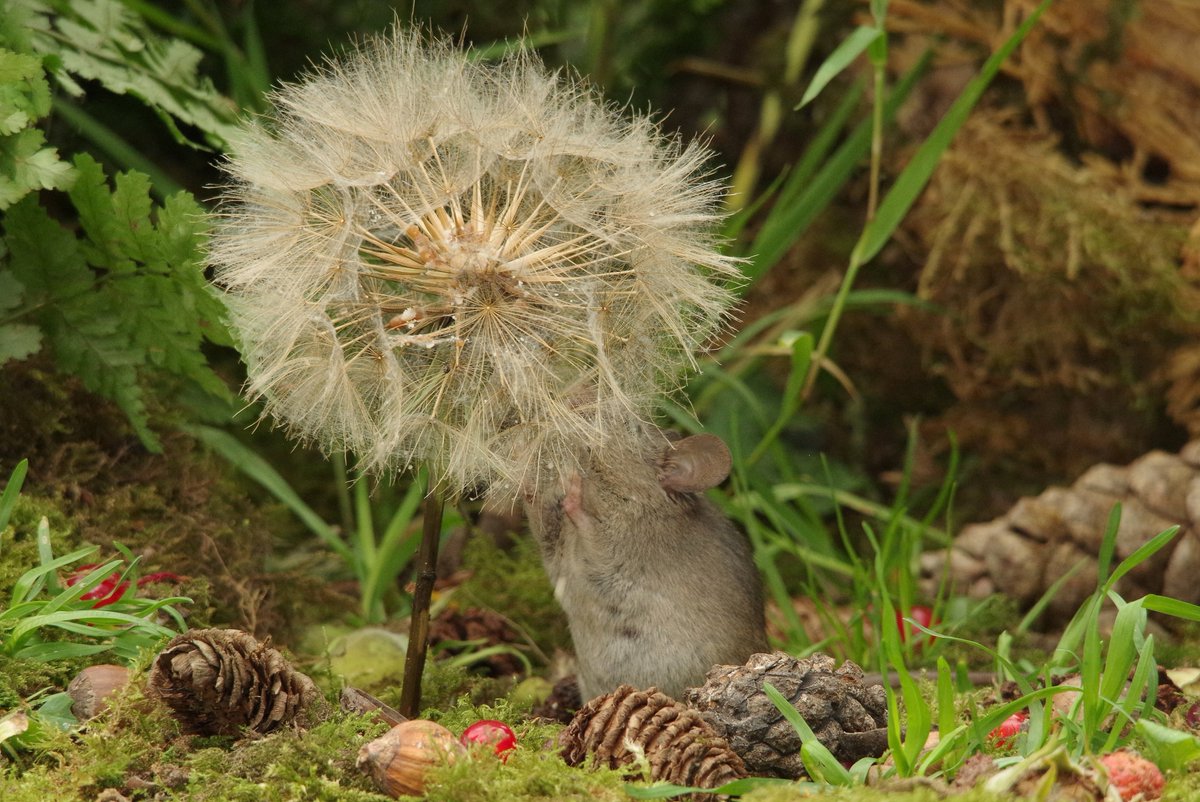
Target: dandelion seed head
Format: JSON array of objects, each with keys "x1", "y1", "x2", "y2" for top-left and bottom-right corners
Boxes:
[{"x1": 210, "y1": 27, "x2": 740, "y2": 499}]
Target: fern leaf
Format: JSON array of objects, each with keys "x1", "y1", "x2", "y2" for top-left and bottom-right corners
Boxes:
[
  {"x1": 2, "y1": 154, "x2": 232, "y2": 450},
  {"x1": 3, "y1": 191, "x2": 155, "y2": 445},
  {"x1": 35, "y1": 0, "x2": 242, "y2": 150},
  {"x1": 0, "y1": 270, "x2": 42, "y2": 363},
  {"x1": 0, "y1": 47, "x2": 72, "y2": 209}
]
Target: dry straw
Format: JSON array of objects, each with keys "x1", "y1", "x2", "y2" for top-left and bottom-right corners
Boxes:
[{"x1": 210, "y1": 28, "x2": 739, "y2": 498}]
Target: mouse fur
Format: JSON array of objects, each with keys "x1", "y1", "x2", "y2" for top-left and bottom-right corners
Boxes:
[{"x1": 522, "y1": 427, "x2": 767, "y2": 699}]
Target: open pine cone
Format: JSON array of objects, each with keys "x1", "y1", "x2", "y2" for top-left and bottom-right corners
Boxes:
[
  {"x1": 148, "y1": 628, "x2": 328, "y2": 736},
  {"x1": 684, "y1": 652, "x2": 888, "y2": 779},
  {"x1": 921, "y1": 440, "x2": 1200, "y2": 622},
  {"x1": 560, "y1": 684, "x2": 746, "y2": 794}
]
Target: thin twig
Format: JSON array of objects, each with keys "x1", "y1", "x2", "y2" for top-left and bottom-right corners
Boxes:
[{"x1": 398, "y1": 478, "x2": 444, "y2": 719}]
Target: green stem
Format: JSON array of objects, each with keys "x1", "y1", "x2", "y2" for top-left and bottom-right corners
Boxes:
[
  {"x1": 586, "y1": 0, "x2": 617, "y2": 89},
  {"x1": 800, "y1": 18, "x2": 888, "y2": 401},
  {"x1": 866, "y1": 47, "x2": 886, "y2": 221},
  {"x1": 51, "y1": 100, "x2": 185, "y2": 199}
]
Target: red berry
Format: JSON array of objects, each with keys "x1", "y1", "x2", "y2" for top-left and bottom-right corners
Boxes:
[
  {"x1": 460, "y1": 719, "x2": 517, "y2": 760},
  {"x1": 895, "y1": 605, "x2": 936, "y2": 646},
  {"x1": 988, "y1": 711, "x2": 1028, "y2": 749},
  {"x1": 1099, "y1": 750, "x2": 1164, "y2": 801}
]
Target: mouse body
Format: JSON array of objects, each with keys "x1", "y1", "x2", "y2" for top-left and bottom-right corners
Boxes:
[{"x1": 523, "y1": 428, "x2": 767, "y2": 699}]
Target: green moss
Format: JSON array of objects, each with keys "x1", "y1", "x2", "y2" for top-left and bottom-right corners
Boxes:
[
  {"x1": 427, "y1": 694, "x2": 526, "y2": 734},
  {"x1": 0, "y1": 363, "x2": 361, "y2": 642},
  {"x1": 0, "y1": 656, "x2": 71, "y2": 710},
  {"x1": 422, "y1": 717, "x2": 627, "y2": 802},
  {"x1": 1162, "y1": 767, "x2": 1200, "y2": 802},
  {"x1": 2, "y1": 683, "x2": 183, "y2": 801},
  {"x1": 185, "y1": 713, "x2": 391, "y2": 802},
  {"x1": 355, "y1": 656, "x2": 511, "y2": 718},
  {"x1": 1155, "y1": 622, "x2": 1200, "y2": 667},
  {"x1": 455, "y1": 534, "x2": 571, "y2": 659}
]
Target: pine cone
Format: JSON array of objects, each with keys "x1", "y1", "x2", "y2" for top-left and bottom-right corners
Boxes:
[
  {"x1": 428, "y1": 607, "x2": 523, "y2": 676},
  {"x1": 148, "y1": 628, "x2": 328, "y2": 736},
  {"x1": 684, "y1": 652, "x2": 888, "y2": 779},
  {"x1": 921, "y1": 440, "x2": 1200, "y2": 621},
  {"x1": 560, "y1": 685, "x2": 746, "y2": 795},
  {"x1": 530, "y1": 675, "x2": 582, "y2": 724}
]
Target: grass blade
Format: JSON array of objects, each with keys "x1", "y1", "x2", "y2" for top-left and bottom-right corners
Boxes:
[
  {"x1": 745, "y1": 55, "x2": 928, "y2": 282},
  {"x1": 762, "y1": 681, "x2": 854, "y2": 785},
  {"x1": 852, "y1": 0, "x2": 1052, "y2": 266},
  {"x1": 9, "y1": 546, "x2": 98, "y2": 607},
  {"x1": 0, "y1": 459, "x2": 28, "y2": 540},
  {"x1": 797, "y1": 25, "x2": 881, "y2": 108},
  {"x1": 188, "y1": 425, "x2": 353, "y2": 564},
  {"x1": 1142, "y1": 595, "x2": 1200, "y2": 621},
  {"x1": 1105, "y1": 526, "x2": 1180, "y2": 592}
]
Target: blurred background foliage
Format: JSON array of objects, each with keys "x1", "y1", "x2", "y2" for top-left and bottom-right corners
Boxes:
[{"x1": 2, "y1": 0, "x2": 1199, "y2": 653}]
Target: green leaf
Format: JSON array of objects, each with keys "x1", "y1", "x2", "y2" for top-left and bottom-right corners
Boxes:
[
  {"x1": 762, "y1": 681, "x2": 855, "y2": 786},
  {"x1": 797, "y1": 26, "x2": 881, "y2": 108},
  {"x1": 0, "y1": 458, "x2": 29, "y2": 539},
  {"x1": 1105, "y1": 526, "x2": 1179, "y2": 592},
  {"x1": 936, "y1": 656, "x2": 957, "y2": 739},
  {"x1": 0, "y1": 48, "x2": 51, "y2": 132},
  {"x1": 1136, "y1": 719, "x2": 1200, "y2": 772},
  {"x1": 0, "y1": 322, "x2": 42, "y2": 362},
  {"x1": 746, "y1": 55, "x2": 926, "y2": 282},
  {"x1": 747, "y1": 332, "x2": 812, "y2": 465},
  {"x1": 0, "y1": 269, "x2": 24, "y2": 313},
  {"x1": 0, "y1": 46, "x2": 72, "y2": 209},
  {"x1": 0, "y1": 127, "x2": 73, "y2": 208},
  {"x1": 42, "y1": 0, "x2": 241, "y2": 150},
  {"x1": 1141, "y1": 594, "x2": 1200, "y2": 622},
  {"x1": 1098, "y1": 597, "x2": 1142, "y2": 711},
  {"x1": 2, "y1": 152, "x2": 230, "y2": 446},
  {"x1": 7, "y1": 545, "x2": 98, "y2": 607},
  {"x1": 34, "y1": 692, "x2": 77, "y2": 730},
  {"x1": 10, "y1": 608, "x2": 173, "y2": 648}
]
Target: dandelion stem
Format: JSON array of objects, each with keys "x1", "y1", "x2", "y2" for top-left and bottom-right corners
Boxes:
[{"x1": 398, "y1": 477, "x2": 444, "y2": 719}]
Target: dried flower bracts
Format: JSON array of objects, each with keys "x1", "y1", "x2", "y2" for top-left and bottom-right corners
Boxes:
[{"x1": 210, "y1": 28, "x2": 738, "y2": 497}]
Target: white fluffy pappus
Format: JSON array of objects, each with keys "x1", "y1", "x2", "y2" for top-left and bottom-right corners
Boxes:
[{"x1": 209, "y1": 27, "x2": 740, "y2": 499}]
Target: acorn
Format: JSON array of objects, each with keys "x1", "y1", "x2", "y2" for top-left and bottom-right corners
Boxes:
[
  {"x1": 357, "y1": 719, "x2": 466, "y2": 797},
  {"x1": 67, "y1": 664, "x2": 131, "y2": 720}
]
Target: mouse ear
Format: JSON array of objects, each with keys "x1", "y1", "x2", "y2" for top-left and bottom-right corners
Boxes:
[{"x1": 658, "y1": 433, "x2": 732, "y2": 493}]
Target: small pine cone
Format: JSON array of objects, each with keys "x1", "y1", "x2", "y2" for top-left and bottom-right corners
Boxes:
[
  {"x1": 148, "y1": 628, "x2": 328, "y2": 736},
  {"x1": 428, "y1": 607, "x2": 523, "y2": 676},
  {"x1": 530, "y1": 675, "x2": 582, "y2": 724},
  {"x1": 684, "y1": 652, "x2": 888, "y2": 779},
  {"x1": 560, "y1": 685, "x2": 747, "y2": 794}
]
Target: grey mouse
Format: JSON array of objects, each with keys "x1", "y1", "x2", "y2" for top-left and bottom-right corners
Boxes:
[{"x1": 523, "y1": 427, "x2": 767, "y2": 699}]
